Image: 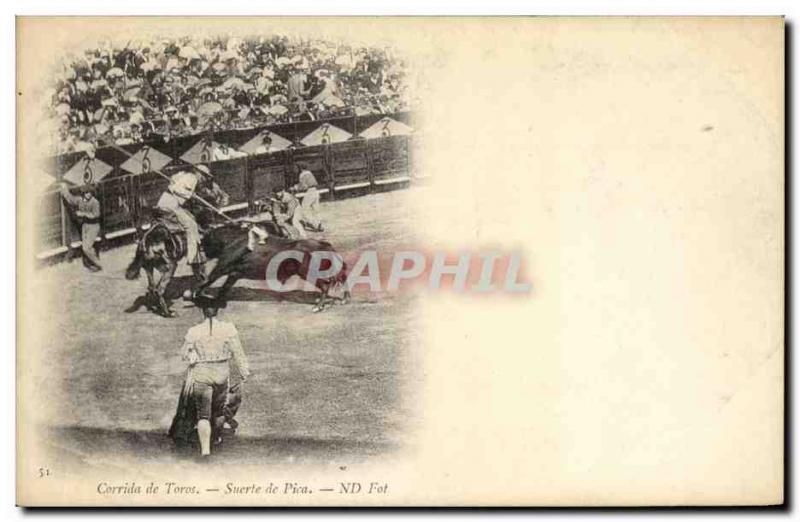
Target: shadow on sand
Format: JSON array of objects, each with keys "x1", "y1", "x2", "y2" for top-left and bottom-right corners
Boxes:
[
  {"x1": 46, "y1": 425, "x2": 394, "y2": 467},
  {"x1": 125, "y1": 275, "x2": 324, "y2": 314}
]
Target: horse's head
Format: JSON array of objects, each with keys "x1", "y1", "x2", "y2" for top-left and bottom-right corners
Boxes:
[
  {"x1": 126, "y1": 224, "x2": 182, "y2": 280},
  {"x1": 143, "y1": 225, "x2": 178, "y2": 261}
]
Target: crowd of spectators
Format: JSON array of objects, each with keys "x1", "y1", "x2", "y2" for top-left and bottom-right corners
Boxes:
[{"x1": 48, "y1": 35, "x2": 412, "y2": 154}]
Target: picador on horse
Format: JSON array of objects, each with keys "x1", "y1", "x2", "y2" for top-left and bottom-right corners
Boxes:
[
  {"x1": 152, "y1": 164, "x2": 268, "y2": 281},
  {"x1": 154, "y1": 164, "x2": 223, "y2": 283},
  {"x1": 125, "y1": 162, "x2": 349, "y2": 318}
]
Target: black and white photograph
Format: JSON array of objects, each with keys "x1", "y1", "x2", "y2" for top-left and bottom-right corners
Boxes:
[
  {"x1": 29, "y1": 27, "x2": 425, "y2": 472},
  {"x1": 15, "y1": 14, "x2": 786, "y2": 508}
]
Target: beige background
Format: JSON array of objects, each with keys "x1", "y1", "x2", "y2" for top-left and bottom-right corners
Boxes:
[{"x1": 17, "y1": 17, "x2": 784, "y2": 506}]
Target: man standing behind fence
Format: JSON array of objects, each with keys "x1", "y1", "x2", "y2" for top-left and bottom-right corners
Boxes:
[
  {"x1": 294, "y1": 164, "x2": 324, "y2": 232},
  {"x1": 59, "y1": 182, "x2": 102, "y2": 272}
]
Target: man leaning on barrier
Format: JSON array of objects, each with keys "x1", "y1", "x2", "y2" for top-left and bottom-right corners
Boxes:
[{"x1": 59, "y1": 182, "x2": 103, "y2": 272}]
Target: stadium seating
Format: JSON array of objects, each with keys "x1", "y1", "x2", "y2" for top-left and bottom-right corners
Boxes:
[{"x1": 48, "y1": 35, "x2": 411, "y2": 155}]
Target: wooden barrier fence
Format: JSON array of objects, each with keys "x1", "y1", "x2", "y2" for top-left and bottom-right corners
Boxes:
[{"x1": 38, "y1": 133, "x2": 415, "y2": 261}]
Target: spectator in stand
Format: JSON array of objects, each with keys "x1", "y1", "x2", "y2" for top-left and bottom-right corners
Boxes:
[
  {"x1": 310, "y1": 70, "x2": 338, "y2": 103},
  {"x1": 48, "y1": 35, "x2": 411, "y2": 154},
  {"x1": 287, "y1": 66, "x2": 311, "y2": 105}
]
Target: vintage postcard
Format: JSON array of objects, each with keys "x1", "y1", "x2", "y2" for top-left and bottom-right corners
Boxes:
[{"x1": 16, "y1": 16, "x2": 784, "y2": 506}]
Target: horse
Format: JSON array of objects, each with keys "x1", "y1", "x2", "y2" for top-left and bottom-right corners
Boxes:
[
  {"x1": 125, "y1": 213, "x2": 350, "y2": 317},
  {"x1": 194, "y1": 223, "x2": 350, "y2": 313},
  {"x1": 123, "y1": 181, "x2": 227, "y2": 318}
]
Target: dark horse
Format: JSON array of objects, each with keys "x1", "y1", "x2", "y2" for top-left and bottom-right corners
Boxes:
[{"x1": 125, "y1": 217, "x2": 350, "y2": 318}]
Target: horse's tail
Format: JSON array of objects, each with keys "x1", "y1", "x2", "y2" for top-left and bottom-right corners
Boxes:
[{"x1": 125, "y1": 243, "x2": 145, "y2": 280}]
